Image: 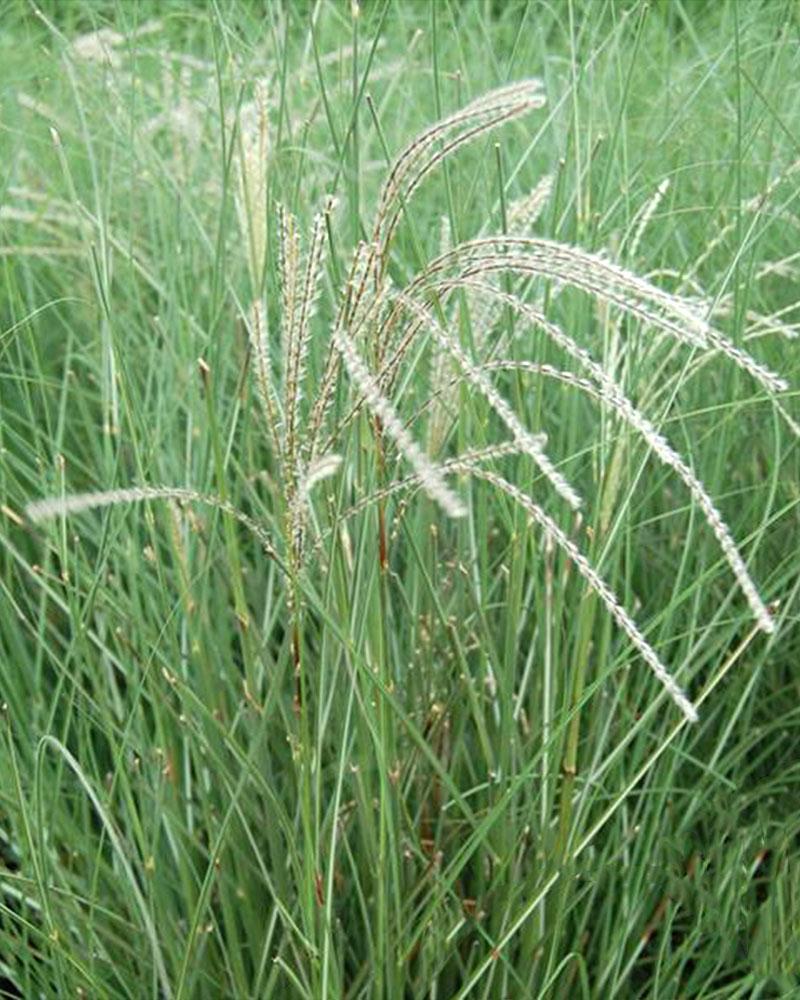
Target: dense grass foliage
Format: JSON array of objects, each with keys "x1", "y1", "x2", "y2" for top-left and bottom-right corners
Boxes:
[{"x1": 1, "y1": 1, "x2": 799, "y2": 997}]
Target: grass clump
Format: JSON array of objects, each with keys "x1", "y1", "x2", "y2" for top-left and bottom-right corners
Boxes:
[{"x1": 1, "y1": 2, "x2": 799, "y2": 997}]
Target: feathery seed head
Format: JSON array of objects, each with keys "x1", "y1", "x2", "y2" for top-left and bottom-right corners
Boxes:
[{"x1": 236, "y1": 78, "x2": 270, "y2": 289}]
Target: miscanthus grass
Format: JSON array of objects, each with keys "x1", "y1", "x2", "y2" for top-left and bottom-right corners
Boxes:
[{"x1": 1, "y1": 2, "x2": 799, "y2": 997}]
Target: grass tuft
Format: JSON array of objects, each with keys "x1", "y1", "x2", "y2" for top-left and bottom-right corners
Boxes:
[{"x1": 1, "y1": 2, "x2": 799, "y2": 997}]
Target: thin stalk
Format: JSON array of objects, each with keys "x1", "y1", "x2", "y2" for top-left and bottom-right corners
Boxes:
[
  {"x1": 200, "y1": 363, "x2": 259, "y2": 696},
  {"x1": 293, "y1": 589, "x2": 321, "y2": 997}
]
